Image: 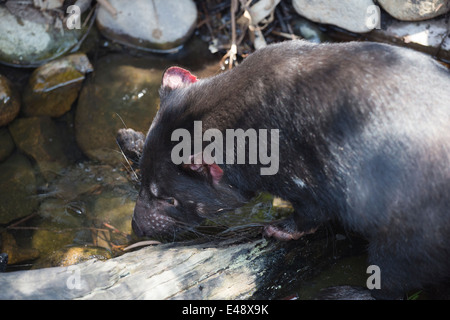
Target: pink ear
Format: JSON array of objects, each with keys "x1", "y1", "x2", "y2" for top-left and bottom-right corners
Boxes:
[
  {"x1": 183, "y1": 154, "x2": 224, "y2": 185},
  {"x1": 162, "y1": 67, "x2": 197, "y2": 90},
  {"x1": 208, "y1": 163, "x2": 224, "y2": 185}
]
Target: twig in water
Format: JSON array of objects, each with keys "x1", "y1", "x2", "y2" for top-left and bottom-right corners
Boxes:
[
  {"x1": 123, "y1": 240, "x2": 162, "y2": 251},
  {"x1": 2, "y1": 212, "x2": 39, "y2": 234}
]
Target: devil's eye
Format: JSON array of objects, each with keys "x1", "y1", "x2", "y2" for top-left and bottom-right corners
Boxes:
[{"x1": 165, "y1": 198, "x2": 178, "y2": 206}]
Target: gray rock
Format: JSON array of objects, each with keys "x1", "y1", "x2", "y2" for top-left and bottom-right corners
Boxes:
[
  {"x1": 0, "y1": 152, "x2": 38, "y2": 224},
  {"x1": 22, "y1": 53, "x2": 93, "y2": 118},
  {"x1": 378, "y1": 0, "x2": 450, "y2": 21},
  {"x1": 0, "y1": 6, "x2": 86, "y2": 67},
  {"x1": 248, "y1": 0, "x2": 281, "y2": 25},
  {"x1": 33, "y1": 0, "x2": 65, "y2": 10},
  {"x1": 96, "y1": 0, "x2": 197, "y2": 52},
  {"x1": 0, "y1": 74, "x2": 20, "y2": 127},
  {"x1": 292, "y1": 0, "x2": 378, "y2": 33}
]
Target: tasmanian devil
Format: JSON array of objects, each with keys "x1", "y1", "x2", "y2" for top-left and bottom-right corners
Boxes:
[{"x1": 127, "y1": 40, "x2": 450, "y2": 299}]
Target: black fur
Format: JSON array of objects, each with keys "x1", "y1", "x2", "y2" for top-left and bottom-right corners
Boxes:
[{"x1": 131, "y1": 40, "x2": 450, "y2": 299}]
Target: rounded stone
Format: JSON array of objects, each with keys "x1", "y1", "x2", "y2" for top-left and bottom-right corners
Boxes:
[
  {"x1": 8, "y1": 116, "x2": 70, "y2": 180},
  {"x1": 32, "y1": 246, "x2": 111, "y2": 269},
  {"x1": 0, "y1": 152, "x2": 38, "y2": 224},
  {"x1": 96, "y1": 0, "x2": 198, "y2": 52},
  {"x1": 378, "y1": 0, "x2": 450, "y2": 21},
  {"x1": 75, "y1": 54, "x2": 165, "y2": 164},
  {"x1": 0, "y1": 128, "x2": 15, "y2": 162},
  {"x1": 22, "y1": 53, "x2": 93, "y2": 118},
  {"x1": 292, "y1": 0, "x2": 378, "y2": 33},
  {"x1": 0, "y1": 75, "x2": 20, "y2": 127}
]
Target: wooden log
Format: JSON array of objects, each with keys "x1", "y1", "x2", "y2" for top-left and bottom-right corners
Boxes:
[{"x1": 0, "y1": 227, "x2": 364, "y2": 300}]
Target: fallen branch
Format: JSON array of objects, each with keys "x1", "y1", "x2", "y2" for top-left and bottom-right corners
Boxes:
[{"x1": 0, "y1": 227, "x2": 366, "y2": 299}]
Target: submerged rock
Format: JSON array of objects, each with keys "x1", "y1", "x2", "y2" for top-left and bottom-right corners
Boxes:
[
  {"x1": 0, "y1": 152, "x2": 38, "y2": 224},
  {"x1": 1, "y1": 232, "x2": 40, "y2": 265},
  {"x1": 292, "y1": 0, "x2": 378, "y2": 33},
  {"x1": 22, "y1": 53, "x2": 93, "y2": 118},
  {"x1": 35, "y1": 162, "x2": 136, "y2": 256},
  {"x1": 0, "y1": 74, "x2": 20, "y2": 127},
  {"x1": 0, "y1": 127, "x2": 15, "y2": 162},
  {"x1": 38, "y1": 198, "x2": 86, "y2": 228},
  {"x1": 42, "y1": 162, "x2": 131, "y2": 202},
  {"x1": 96, "y1": 0, "x2": 197, "y2": 52},
  {"x1": 75, "y1": 54, "x2": 165, "y2": 164},
  {"x1": 92, "y1": 193, "x2": 135, "y2": 239},
  {"x1": 32, "y1": 246, "x2": 111, "y2": 269},
  {"x1": 31, "y1": 220, "x2": 78, "y2": 258},
  {"x1": 8, "y1": 116, "x2": 70, "y2": 180},
  {"x1": 378, "y1": 0, "x2": 450, "y2": 21}
]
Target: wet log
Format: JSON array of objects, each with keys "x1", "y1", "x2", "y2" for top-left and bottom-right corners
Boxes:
[{"x1": 0, "y1": 227, "x2": 363, "y2": 300}]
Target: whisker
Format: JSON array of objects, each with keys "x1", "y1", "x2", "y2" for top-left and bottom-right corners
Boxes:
[
  {"x1": 114, "y1": 142, "x2": 140, "y2": 182},
  {"x1": 115, "y1": 113, "x2": 128, "y2": 129},
  {"x1": 171, "y1": 206, "x2": 265, "y2": 242}
]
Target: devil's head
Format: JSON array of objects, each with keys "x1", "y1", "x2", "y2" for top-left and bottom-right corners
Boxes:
[{"x1": 130, "y1": 67, "x2": 251, "y2": 241}]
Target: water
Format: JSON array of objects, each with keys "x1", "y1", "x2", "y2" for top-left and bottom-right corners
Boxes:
[{"x1": 0, "y1": 30, "x2": 219, "y2": 270}]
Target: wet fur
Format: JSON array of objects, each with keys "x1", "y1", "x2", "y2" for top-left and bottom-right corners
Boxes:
[{"x1": 130, "y1": 40, "x2": 450, "y2": 299}]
